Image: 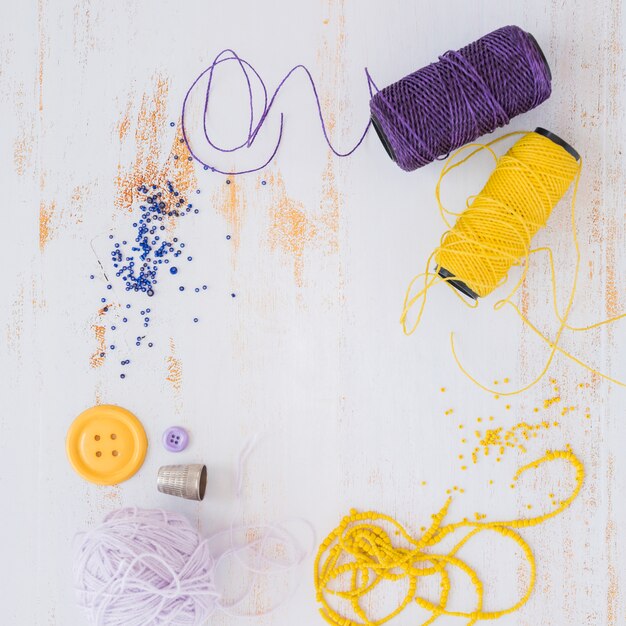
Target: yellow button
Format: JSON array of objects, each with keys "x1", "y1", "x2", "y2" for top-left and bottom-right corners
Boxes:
[{"x1": 66, "y1": 405, "x2": 148, "y2": 485}]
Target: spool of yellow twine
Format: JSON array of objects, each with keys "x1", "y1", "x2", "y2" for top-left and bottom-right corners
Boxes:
[
  {"x1": 400, "y1": 130, "x2": 625, "y2": 394},
  {"x1": 314, "y1": 448, "x2": 583, "y2": 626}
]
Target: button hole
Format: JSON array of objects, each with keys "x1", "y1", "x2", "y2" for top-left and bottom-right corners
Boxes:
[
  {"x1": 110, "y1": 433, "x2": 117, "y2": 440},
  {"x1": 94, "y1": 435, "x2": 101, "y2": 441},
  {"x1": 112, "y1": 450, "x2": 119, "y2": 457},
  {"x1": 95, "y1": 451, "x2": 102, "y2": 457}
]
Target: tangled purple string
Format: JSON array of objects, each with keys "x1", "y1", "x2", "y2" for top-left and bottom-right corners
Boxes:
[
  {"x1": 370, "y1": 25, "x2": 552, "y2": 171},
  {"x1": 181, "y1": 27, "x2": 550, "y2": 175},
  {"x1": 181, "y1": 49, "x2": 373, "y2": 176}
]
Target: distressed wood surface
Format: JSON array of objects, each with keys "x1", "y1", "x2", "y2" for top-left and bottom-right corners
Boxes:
[{"x1": 1, "y1": 1, "x2": 625, "y2": 624}]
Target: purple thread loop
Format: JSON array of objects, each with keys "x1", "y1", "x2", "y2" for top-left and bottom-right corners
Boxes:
[
  {"x1": 369, "y1": 25, "x2": 552, "y2": 171},
  {"x1": 182, "y1": 50, "x2": 372, "y2": 176}
]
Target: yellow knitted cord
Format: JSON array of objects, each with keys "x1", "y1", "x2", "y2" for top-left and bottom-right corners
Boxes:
[
  {"x1": 400, "y1": 131, "x2": 626, "y2": 395},
  {"x1": 314, "y1": 449, "x2": 584, "y2": 626}
]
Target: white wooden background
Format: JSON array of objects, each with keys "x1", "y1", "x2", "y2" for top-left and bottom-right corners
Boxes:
[{"x1": 1, "y1": 0, "x2": 626, "y2": 624}]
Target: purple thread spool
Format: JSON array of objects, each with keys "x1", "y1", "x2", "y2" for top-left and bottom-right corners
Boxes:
[
  {"x1": 436, "y1": 127, "x2": 580, "y2": 300},
  {"x1": 370, "y1": 26, "x2": 553, "y2": 171}
]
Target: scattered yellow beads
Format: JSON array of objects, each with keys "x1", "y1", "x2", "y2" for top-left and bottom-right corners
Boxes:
[
  {"x1": 543, "y1": 396, "x2": 561, "y2": 408},
  {"x1": 470, "y1": 420, "x2": 559, "y2": 465},
  {"x1": 315, "y1": 450, "x2": 584, "y2": 626}
]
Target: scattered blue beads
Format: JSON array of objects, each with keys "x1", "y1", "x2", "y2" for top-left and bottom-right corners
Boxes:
[{"x1": 91, "y1": 173, "x2": 221, "y2": 380}]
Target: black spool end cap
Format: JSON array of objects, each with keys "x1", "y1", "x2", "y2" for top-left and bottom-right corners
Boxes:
[
  {"x1": 534, "y1": 127, "x2": 580, "y2": 161},
  {"x1": 526, "y1": 31, "x2": 552, "y2": 81},
  {"x1": 437, "y1": 266, "x2": 479, "y2": 300},
  {"x1": 371, "y1": 114, "x2": 397, "y2": 162}
]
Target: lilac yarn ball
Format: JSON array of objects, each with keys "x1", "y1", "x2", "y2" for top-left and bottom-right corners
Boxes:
[{"x1": 74, "y1": 508, "x2": 219, "y2": 626}]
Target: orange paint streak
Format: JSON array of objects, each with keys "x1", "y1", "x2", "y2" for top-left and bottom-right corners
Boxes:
[
  {"x1": 71, "y1": 185, "x2": 86, "y2": 224},
  {"x1": 38, "y1": 0, "x2": 45, "y2": 113},
  {"x1": 117, "y1": 104, "x2": 131, "y2": 142},
  {"x1": 267, "y1": 172, "x2": 316, "y2": 288},
  {"x1": 115, "y1": 78, "x2": 197, "y2": 214},
  {"x1": 14, "y1": 133, "x2": 33, "y2": 176},
  {"x1": 320, "y1": 154, "x2": 340, "y2": 254},
  {"x1": 89, "y1": 325, "x2": 106, "y2": 368},
  {"x1": 39, "y1": 200, "x2": 56, "y2": 251},
  {"x1": 213, "y1": 179, "x2": 246, "y2": 258},
  {"x1": 604, "y1": 219, "x2": 619, "y2": 317},
  {"x1": 166, "y1": 338, "x2": 182, "y2": 393}
]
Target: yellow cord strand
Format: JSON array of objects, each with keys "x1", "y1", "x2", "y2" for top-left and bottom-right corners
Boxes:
[
  {"x1": 400, "y1": 131, "x2": 625, "y2": 394},
  {"x1": 314, "y1": 449, "x2": 584, "y2": 626}
]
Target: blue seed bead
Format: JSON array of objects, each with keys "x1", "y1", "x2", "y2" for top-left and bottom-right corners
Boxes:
[
  {"x1": 120, "y1": 374, "x2": 126, "y2": 379},
  {"x1": 101, "y1": 298, "x2": 106, "y2": 303},
  {"x1": 148, "y1": 342, "x2": 153, "y2": 347},
  {"x1": 193, "y1": 318, "x2": 199, "y2": 323},
  {"x1": 170, "y1": 267, "x2": 178, "y2": 275},
  {"x1": 90, "y1": 274, "x2": 94, "y2": 279},
  {"x1": 202, "y1": 285, "x2": 207, "y2": 290},
  {"x1": 109, "y1": 234, "x2": 113, "y2": 239},
  {"x1": 111, "y1": 325, "x2": 116, "y2": 330},
  {"x1": 231, "y1": 293, "x2": 236, "y2": 298},
  {"x1": 126, "y1": 304, "x2": 131, "y2": 308},
  {"x1": 110, "y1": 345, "x2": 115, "y2": 350},
  {"x1": 203, "y1": 165, "x2": 209, "y2": 170},
  {"x1": 187, "y1": 256, "x2": 192, "y2": 261},
  {"x1": 226, "y1": 235, "x2": 231, "y2": 240},
  {"x1": 226, "y1": 180, "x2": 231, "y2": 185},
  {"x1": 261, "y1": 180, "x2": 267, "y2": 186},
  {"x1": 107, "y1": 285, "x2": 112, "y2": 290},
  {"x1": 195, "y1": 288, "x2": 200, "y2": 293},
  {"x1": 179, "y1": 286, "x2": 184, "y2": 291},
  {"x1": 123, "y1": 317, "x2": 128, "y2": 322},
  {"x1": 99, "y1": 352, "x2": 105, "y2": 357},
  {"x1": 170, "y1": 121, "x2": 175, "y2": 127}
]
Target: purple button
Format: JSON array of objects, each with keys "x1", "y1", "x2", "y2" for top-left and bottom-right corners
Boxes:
[{"x1": 162, "y1": 427, "x2": 189, "y2": 452}]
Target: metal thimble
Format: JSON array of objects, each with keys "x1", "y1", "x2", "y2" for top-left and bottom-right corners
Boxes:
[{"x1": 157, "y1": 464, "x2": 207, "y2": 501}]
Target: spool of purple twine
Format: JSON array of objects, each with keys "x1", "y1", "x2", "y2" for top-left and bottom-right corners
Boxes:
[{"x1": 369, "y1": 25, "x2": 552, "y2": 171}]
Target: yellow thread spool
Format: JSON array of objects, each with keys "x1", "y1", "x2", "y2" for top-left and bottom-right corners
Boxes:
[
  {"x1": 436, "y1": 129, "x2": 579, "y2": 299},
  {"x1": 401, "y1": 129, "x2": 626, "y2": 394}
]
